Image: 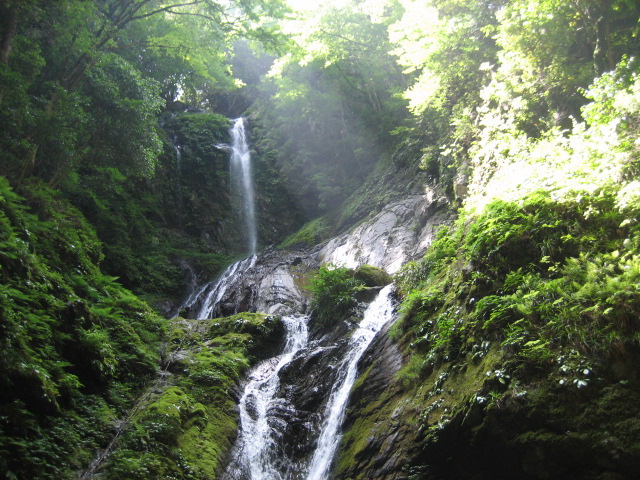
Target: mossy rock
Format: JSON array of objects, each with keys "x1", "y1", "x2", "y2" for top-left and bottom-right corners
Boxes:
[
  {"x1": 279, "y1": 216, "x2": 333, "y2": 248},
  {"x1": 354, "y1": 264, "x2": 392, "y2": 287},
  {"x1": 205, "y1": 313, "x2": 284, "y2": 360},
  {"x1": 147, "y1": 386, "x2": 191, "y2": 415},
  {"x1": 102, "y1": 311, "x2": 291, "y2": 479},
  {"x1": 205, "y1": 312, "x2": 281, "y2": 338}
]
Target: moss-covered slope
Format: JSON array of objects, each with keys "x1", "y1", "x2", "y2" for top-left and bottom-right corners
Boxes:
[
  {"x1": 335, "y1": 185, "x2": 640, "y2": 480},
  {"x1": 0, "y1": 177, "x2": 166, "y2": 479},
  {"x1": 99, "y1": 312, "x2": 284, "y2": 479}
]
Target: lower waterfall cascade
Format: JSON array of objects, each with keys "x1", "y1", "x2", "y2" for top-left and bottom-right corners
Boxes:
[
  {"x1": 223, "y1": 315, "x2": 310, "y2": 480},
  {"x1": 305, "y1": 284, "x2": 396, "y2": 480},
  {"x1": 177, "y1": 247, "x2": 398, "y2": 480},
  {"x1": 162, "y1": 192, "x2": 450, "y2": 479}
]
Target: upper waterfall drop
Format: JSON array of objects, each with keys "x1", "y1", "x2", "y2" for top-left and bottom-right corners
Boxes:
[{"x1": 230, "y1": 117, "x2": 258, "y2": 255}]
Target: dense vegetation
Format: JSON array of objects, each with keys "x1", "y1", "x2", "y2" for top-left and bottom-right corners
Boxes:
[
  {"x1": 102, "y1": 313, "x2": 283, "y2": 479},
  {"x1": 0, "y1": 1, "x2": 293, "y2": 478},
  {"x1": 2, "y1": 0, "x2": 640, "y2": 478},
  {"x1": 308, "y1": 264, "x2": 392, "y2": 327},
  {"x1": 329, "y1": 2, "x2": 640, "y2": 476},
  {"x1": 0, "y1": 178, "x2": 165, "y2": 478}
]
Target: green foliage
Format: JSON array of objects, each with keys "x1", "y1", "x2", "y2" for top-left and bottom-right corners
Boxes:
[
  {"x1": 395, "y1": 225, "x2": 459, "y2": 296},
  {"x1": 251, "y1": 0, "x2": 409, "y2": 215},
  {"x1": 103, "y1": 313, "x2": 282, "y2": 479},
  {"x1": 0, "y1": 0, "x2": 288, "y2": 184},
  {"x1": 380, "y1": 0, "x2": 640, "y2": 202},
  {"x1": 59, "y1": 112, "x2": 236, "y2": 297},
  {"x1": 0, "y1": 177, "x2": 165, "y2": 479},
  {"x1": 309, "y1": 265, "x2": 365, "y2": 326},
  {"x1": 280, "y1": 216, "x2": 333, "y2": 248},
  {"x1": 389, "y1": 0, "x2": 499, "y2": 116},
  {"x1": 396, "y1": 181, "x2": 640, "y2": 386}
]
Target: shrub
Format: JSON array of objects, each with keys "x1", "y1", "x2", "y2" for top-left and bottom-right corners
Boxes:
[{"x1": 309, "y1": 265, "x2": 364, "y2": 326}]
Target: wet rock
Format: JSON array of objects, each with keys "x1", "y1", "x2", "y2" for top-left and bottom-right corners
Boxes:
[
  {"x1": 185, "y1": 193, "x2": 454, "y2": 479},
  {"x1": 244, "y1": 393, "x2": 259, "y2": 421},
  {"x1": 320, "y1": 189, "x2": 453, "y2": 274},
  {"x1": 355, "y1": 286, "x2": 383, "y2": 303},
  {"x1": 335, "y1": 318, "x2": 405, "y2": 480},
  {"x1": 176, "y1": 246, "x2": 320, "y2": 319}
]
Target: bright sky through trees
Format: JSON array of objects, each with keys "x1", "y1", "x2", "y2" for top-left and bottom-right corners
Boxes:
[{"x1": 287, "y1": 0, "x2": 347, "y2": 12}]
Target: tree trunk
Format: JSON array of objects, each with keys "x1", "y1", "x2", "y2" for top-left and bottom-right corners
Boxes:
[
  {"x1": 0, "y1": 3, "x2": 19, "y2": 105},
  {"x1": 593, "y1": 0, "x2": 614, "y2": 75},
  {"x1": 49, "y1": 147, "x2": 91, "y2": 189},
  {"x1": 0, "y1": 4, "x2": 18, "y2": 65},
  {"x1": 19, "y1": 144, "x2": 39, "y2": 181}
]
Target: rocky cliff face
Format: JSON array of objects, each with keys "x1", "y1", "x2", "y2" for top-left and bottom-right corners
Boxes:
[
  {"x1": 165, "y1": 189, "x2": 453, "y2": 479},
  {"x1": 321, "y1": 189, "x2": 452, "y2": 274},
  {"x1": 335, "y1": 320, "x2": 407, "y2": 479},
  {"x1": 176, "y1": 245, "x2": 320, "y2": 319},
  {"x1": 162, "y1": 113, "x2": 303, "y2": 257},
  {"x1": 177, "y1": 183, "x2": 453, "y2": 319},
  {"x1": 333, "y1": 344, "x2": 640, "y2": 480}
]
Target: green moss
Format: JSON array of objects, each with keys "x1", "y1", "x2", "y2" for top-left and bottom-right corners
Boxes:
[
  {"x1": 279, "y1": 215, "x2": 333, "y2": 248},
  {"x1": 147, "y1": 386, "x2": 194, "y2": 420},
  {"x1": 178, "y1": 404, "x2": 238, "y2": 477},
  {"x1": 337, "y1": 365, "x2": 393, "y2": 476},
  {"x1": 338, "y1": 183, "x2": 640, "y2": 479},
  {"x1": 205, "y1": 312, "x2": 281, "y2": 338},
  {"x1": 354, "y1": 264, "x2": 392, "y2": 287},
  {"x1": 102, "y1": 312, "x2": 283, "y2": 479}
]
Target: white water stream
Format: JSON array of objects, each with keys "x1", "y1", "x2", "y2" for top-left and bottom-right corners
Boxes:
[
  {"x1": 305, "y1": 284, "x2": 395, "y2": 480},
  {"x1": 220, "y1": 282, "x2": 396, "y2": 480},
  {"x1": 173, "y1": 241, "x2": 397, "y2": 480},
  {"x1": 229, "y1": 117, "x2": 258, "y2": 255},
  {"x1": 196, "y1": 254, "x2": 256, "y2": 320},
  {"x1": 233, "y1": 315, "x2": 309, "y2": 479}
]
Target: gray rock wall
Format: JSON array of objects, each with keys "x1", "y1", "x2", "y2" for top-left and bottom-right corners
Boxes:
[{"x1": 320, "y1": 189, "x2": 452, "y2": 274}]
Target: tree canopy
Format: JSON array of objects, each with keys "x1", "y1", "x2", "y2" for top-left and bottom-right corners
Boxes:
[
  {"x1": 2, "y1": 0, "x2": 640, "y2": 212},
  {"x1": 0, "y1": 0, "x2": 288, "y2": 183}
]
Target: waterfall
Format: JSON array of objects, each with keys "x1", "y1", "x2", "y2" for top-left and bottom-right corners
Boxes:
[
  {"x1": 176, "y1": 248, "x2": 397, "y2": 479},
  {"x1": 171, "y1": 137, "x2": 184, "y2": 222},
  {"x1": 196, "y1": 254, "x2": 257, "y2": 320},
  {"x1": 170, "y1": 254, "x2": 256, "y2": 320},
  {"x1": 305, "y1": 284, "x2": 396, "y2": 480},
  {"x1": 227, "y1": 315, "x2": 309, "y2": 480},
  {"x1": 230, "y1": 117, "x2": 258, "y2": 255}
]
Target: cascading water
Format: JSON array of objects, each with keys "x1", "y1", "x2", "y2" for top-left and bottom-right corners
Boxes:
[
  {"x1": 174, "y1": 245, "x2": 397, "y2": 479},
  {"x1": 225, "y1": 315, "x2": 310, "y2": 480},
  {"x1": 229, "y1": 117, "x2": 258, "y2": 255},
  {"x1": 173, "y1": 118, "x2": 259, "y2": 319},
  {"x1": 196, "y1": 254, "x2": 257, "y2": 319},
  {"x1": 221, "y1": 282, "x2": 396, "y2": 480},
  {"x1": 172, "y1": 254, "x2": 257, "y2": 320},
  {"x1": 305, "y1": 284, "x2": 396, "y2": 480}
]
